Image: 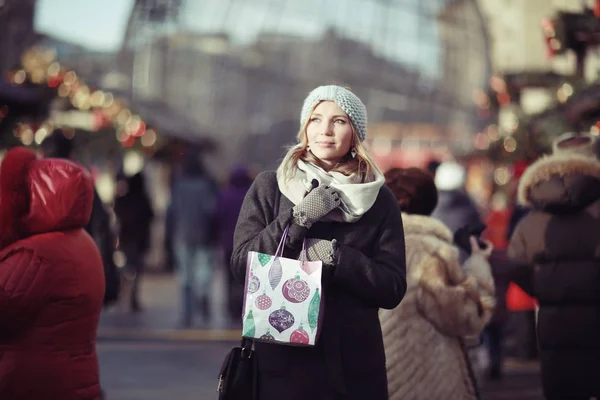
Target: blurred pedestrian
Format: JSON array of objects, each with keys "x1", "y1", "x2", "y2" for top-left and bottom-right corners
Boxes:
[
  {"x1": 507, "y1": 132, "x2": 600, "y2": 399},
  {"x1": 380, "y1": 167, "x2": 495, "y2": 400},
  {"x1": 171, "y1": 151, "x2": 218, "y2": 327},
  {"x1": 114, "y1": 171, "x2": 154, "y2": 312},
  {"x1": 215, "y1": 166, "x2": 253, "y2": 324},
  {"x1": 40, "y1": 129, "x2": 120, "y2": 307},
  {"x1": 431, "y1": 161, "x2": 482, "y2": 262},
  {"x1": 0, "y1": 147, "x2": 105, "y2": 399},
  {"x1": 231, "y1": 85, "x2": 406, "y2": 399}
]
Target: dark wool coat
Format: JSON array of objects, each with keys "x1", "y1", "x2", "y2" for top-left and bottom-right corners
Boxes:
[
  {"x1": 508, "y1": 153, "x2": 600, "y2": 399},
  {"x1": 231, "y1": 171, "x2": 407, "y2": 400},
  {"x1": 0, "y1": 149, "x2": 105, "y2": 400}
]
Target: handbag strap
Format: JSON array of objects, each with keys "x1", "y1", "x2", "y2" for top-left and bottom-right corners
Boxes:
[{"x1": 240, "y1": 337, "x2": 254, "y2": 358}]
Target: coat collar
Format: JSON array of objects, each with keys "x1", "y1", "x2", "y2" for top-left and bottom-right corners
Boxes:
[{"x1": 402, "y1": 213, "x2": 453, "y2": 244}]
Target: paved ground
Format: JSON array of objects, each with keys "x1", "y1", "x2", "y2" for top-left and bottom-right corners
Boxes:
[
  {"x1": 97, "y1": 274, "x2": 544, "y2": 400},
  {"x1": 98, "y1": 341, "x2": 232, "y2": 400},
  {"x1": 481, "y1": 360, "x2": 543, "y2": 400}
]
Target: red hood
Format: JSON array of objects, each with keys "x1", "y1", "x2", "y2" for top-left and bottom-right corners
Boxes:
[{"x1": 0, "y1": 147, "x2": 94, "y2": 249}]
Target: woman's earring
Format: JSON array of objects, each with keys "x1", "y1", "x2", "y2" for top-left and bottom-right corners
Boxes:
[{"x1": 351, "y1": 149, "x2": 357, "y2": 158}]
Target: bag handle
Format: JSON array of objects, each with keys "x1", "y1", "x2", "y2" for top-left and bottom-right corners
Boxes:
[
  {"x1": 275, "y1": 224, "x2": 308, "y2": 262},
  {"x1": 275, "y1": 224, "x2": 290, "y2": 257},
  {"x1": 299, "y1": 239, "x2": 308, "y2": 263}
]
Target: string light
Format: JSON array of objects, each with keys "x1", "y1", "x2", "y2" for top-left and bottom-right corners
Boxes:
[
  {"x1": 494, "y1": 167, "x2": 511, "y2": 185},
  {"x1": 5, "y1": 46, "x2": 160, "y2": 150},
  {"x1": 13, "y1": 70, "x2": 26, "y2": 84},
  {"x1": 503, "y1": 137, "x2": 517, "y2": 153}
]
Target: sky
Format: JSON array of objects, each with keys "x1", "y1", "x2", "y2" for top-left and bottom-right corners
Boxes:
[
  {"x1": 35, "y1": 0, "x2": 135, "y2": 51},
  {"x1": 34, "y1": 0, "x2": 448, "y2": 77}
]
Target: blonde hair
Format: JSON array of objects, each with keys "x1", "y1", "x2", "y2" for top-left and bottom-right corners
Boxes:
[{"x1": 279, "y1": 105, "x2": 381, "y2": 183}]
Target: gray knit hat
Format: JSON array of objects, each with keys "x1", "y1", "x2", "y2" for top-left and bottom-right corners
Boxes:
[
  {"x1": 552, "y1": 132, "x2": 600, "y2": 158},
  {"x1": 300, "y1": 85, "x2": 368, "y2": 142}
]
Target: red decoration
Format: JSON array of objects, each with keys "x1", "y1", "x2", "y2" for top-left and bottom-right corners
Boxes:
[
  {"x1": 282, "y1": 276, "x2": 310, "y2": 303},
  {"x1": 47, "y1": 76, "x2": 61, "y2": 88},
  {"x1": 290, "y1": 326, "x2": 310, "y2": 344},
  {"x1": 131, "y1": 121, "x2": 146, "y2": 137},
  {"x1": 122, "y1": 135, "x2": 135, "y2": 148},
  {"x1": 255, "y1": 293, "x2": 272, "y2": 310}
]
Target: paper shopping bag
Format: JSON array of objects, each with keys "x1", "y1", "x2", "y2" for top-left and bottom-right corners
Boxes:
[{"x1": 242, "y1": 226, "x2": 324, "y2": 346}]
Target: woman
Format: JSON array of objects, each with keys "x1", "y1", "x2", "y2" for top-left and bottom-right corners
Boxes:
[
  {"x1": 380, "y1": 167, "x2": 496, "y2": 400},
  {"x1": 231, "y1": 85, "x2": 407, "y2": 399},
  {"x1": 0, "y1": 147, "x2": 105, "y2": 399}
]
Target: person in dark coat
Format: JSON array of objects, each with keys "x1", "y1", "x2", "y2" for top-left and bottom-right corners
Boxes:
[
  {"x1": 507, "y1": 132, "x2": 600, "y2": 399},
  {"x1": 231, "y1": 85, "x2": 406, "y2": 400},
  {"x1": 114, "y1": 171, "x2": 154, "y2": 312},
  {"x1": 215, "y1": 166, "x2": 254, "y2": 323},
  {"x1": 0, "y1": 147, "x2": 105, "y2": 400}
]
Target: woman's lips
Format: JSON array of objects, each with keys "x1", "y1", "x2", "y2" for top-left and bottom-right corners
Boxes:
[{"x1": 316, "y1": 142, "x2": 335, "y2": 148}]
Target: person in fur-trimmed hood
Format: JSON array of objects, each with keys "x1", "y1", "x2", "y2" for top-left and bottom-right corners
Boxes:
[
  {"x1": 0, "y1": 147, "x2": 105, "y2": 400},
  {"x1": 380, "y1": 167, "x2": 495, "y2": 400},
  {"x1": 508, "y1": 132, "x2": 600, "y2": 399}
]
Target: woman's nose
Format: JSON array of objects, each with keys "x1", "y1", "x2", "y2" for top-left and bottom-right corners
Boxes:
[{"x1": 321, "y1": 123, "x2": 334, "y2": 136}]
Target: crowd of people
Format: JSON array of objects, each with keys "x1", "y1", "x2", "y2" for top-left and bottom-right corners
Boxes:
[{"x1": 1, "y1": 84, "x2": 599, "y2": 399}]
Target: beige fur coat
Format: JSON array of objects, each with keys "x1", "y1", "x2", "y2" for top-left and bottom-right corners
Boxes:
[{"x1": 379, "y1": 214, "x2": 496, "y2": 400}]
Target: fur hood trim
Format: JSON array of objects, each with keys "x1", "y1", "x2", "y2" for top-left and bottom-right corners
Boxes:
[
  {"x1": 402, "y1": 213, "x2": 453, "y2": 244},
  {"x1": 518, "y1": 153, "x2": 600, "y2": 206}
]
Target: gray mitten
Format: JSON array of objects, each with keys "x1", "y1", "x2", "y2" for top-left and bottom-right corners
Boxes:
[
  {"x1": 304, "y1": 238, "x2": 340, "y2": 266},
  {"x1": 293, "y1": 185, "x2": 341, "y2": 228}
]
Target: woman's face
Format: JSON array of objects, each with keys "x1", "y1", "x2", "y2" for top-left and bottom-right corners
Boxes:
[{"x1": 306, "y1": 101, "x2": 354, "y2": 170}]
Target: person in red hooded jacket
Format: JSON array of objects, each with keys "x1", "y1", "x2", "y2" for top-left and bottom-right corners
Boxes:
[{"x1": 0, "y1": 147, "x2": 105, "y2": 400}]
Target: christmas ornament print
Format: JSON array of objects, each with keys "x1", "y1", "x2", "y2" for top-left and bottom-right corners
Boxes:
[
  {"x1": 308, "y1": 288, "x2": 321, "y2": 333},
  {"x1": 301, "y1": 261, "x2": 319, "y2": 275},
  {"x1": 247, "y1": 272, "x2": 260, "y2": 294},
  {"x1": 268, "y1": 305, "x2": 295, "y2": 333},
  {"x1": 255, "y1": 292, "x2": 272, "y2": 310},
  {"x1": 257, "y1": 253, "x2": 271, "y2": 266},
  {"x1": 242, "y1": 310, "x2": 256, "y2": 337},
  {"x1": 259, "y1": 330, "x2": 275, "y2": 341},
  {"x1": 290, "y1": 324, "x2": 310, "y2": 345},
  {"x1": 268, "y1": 258, "x2": 283, "y2": 290},
  {"x1": 282, "y1": 273, "x2": 310, "y2": 303}
]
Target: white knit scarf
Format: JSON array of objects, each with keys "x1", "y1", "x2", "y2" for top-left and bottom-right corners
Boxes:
[{"x1": 276, "y1": 159, "x2": 384, "y2": 223}]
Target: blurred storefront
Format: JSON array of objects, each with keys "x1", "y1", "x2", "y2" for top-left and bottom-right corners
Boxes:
[{"x1": 118, "y1": 0, "x2": 492, "y2": 172}]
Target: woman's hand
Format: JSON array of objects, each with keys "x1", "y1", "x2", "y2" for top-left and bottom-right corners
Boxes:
[
  {"x1": 304, "y1": 238, "x2": 339, "y2": 266},
  {"x1": 292, "y1": 185, "x2": 341, "y2": 228},
  {"x1": 464, "y1": 236, "x2": 495, "y2": 291},
  {"x1": 469, "y1": 236, "x2": 494, "y2": 259}
]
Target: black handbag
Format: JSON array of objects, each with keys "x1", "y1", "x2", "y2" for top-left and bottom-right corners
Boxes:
[{"x1": 217, "y1": 338, "x2": 258, "y2": 400}]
